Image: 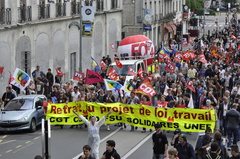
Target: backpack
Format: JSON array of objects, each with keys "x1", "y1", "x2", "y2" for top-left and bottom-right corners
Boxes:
[{"x1": 206, "y1": 153, "x2": 221, "y2": 159}]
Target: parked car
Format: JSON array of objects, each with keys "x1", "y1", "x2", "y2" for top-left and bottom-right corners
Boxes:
[{"x1": 0, "y1": 95, "x2": 47, "y2": 132}]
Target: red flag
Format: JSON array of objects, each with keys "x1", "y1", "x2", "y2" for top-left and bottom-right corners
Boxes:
[
  {"x1": 186, "y1": 81, "x2": 196, "y2": 93},
  {"x1": 231, "y1": 34, "x2": 237, "y2": 39},
  {"x1": 0, "y1": 67, "x2": 4, "y2": 75},
  {"x1": 199, "y1": 53, "x2": 207, "y2": 64},
  {"x1": 56, "y1": 68, "x2": 65, "y2": 77},
  {"x1": 174, "y1": 52, "x2": 182, "y2": 62},
  {"x1": 183, "y1": 50, "x2": 191, "y2": 62},
  {"x1": 114, "y1": 58, "x2": 123, "y2": 68},
  {"x1": 128, "y1": 67, "x2": 137, "y2": 76},
  {"x1": 211, "y1": 46, "x2": 222, "y2": 58},
  {"x1": 108, "y1": 67, "x2": 118, "y2": 81},
  {"x1": 8, "y1": 71, "x2": 14, "y2": 84},
  {"x1": 135, "y1": 79, "x2": 156, "y2": 97},
  {"x1": 138, "y1": 67, "x2": 144, "y2": 79},
  {"x1": 190, "y1": 52, "x2": 197, "y2": 59},
  {"x1": 73, "y1": 71, "x2": 84, "y2": 82},
  {"x1": 99, "y1": 60, "x2": 107, "y2": 71},
  {"x1": 165, "y1": 60, "x2": 176, "y2": 73},
  {"x1": 226, "y1": 53, "x2": 230, "y2": 63},
  {"x1": 85, "y1": 69, "x2": 104, "y2": 84},
  {"x1": 110, "y1": 43, "x2": 115, "y2": 52},
  {"x1": 211, "y1": 46, "x2": 218, "y2": 56},
  {"x1": 189, "y1": 38, "x2": 194, "y2": 45}
]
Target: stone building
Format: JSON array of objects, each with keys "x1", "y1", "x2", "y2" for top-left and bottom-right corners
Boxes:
[
  {"x1": 122, "y1": 0, "x2": 185, "y2": 50},
  {"x1": 0, "y1": 0, "x2": 122, "y2": 94}
]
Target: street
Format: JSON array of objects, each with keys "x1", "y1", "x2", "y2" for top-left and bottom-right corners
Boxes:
[{"x1": 0, "y1": 124, "x2": 201, "y2": 159}]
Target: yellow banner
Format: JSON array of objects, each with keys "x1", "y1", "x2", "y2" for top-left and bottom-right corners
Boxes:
[{"x1": 46, "y1": 102, "x2": 216, "y2": 132}]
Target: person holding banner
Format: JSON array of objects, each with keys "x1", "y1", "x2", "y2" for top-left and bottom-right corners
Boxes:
[{"x1": 73, "y1": 110, "x2": 113, "y2": 159}]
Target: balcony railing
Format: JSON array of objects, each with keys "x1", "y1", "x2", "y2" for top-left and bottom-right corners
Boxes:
[
  {"x1": 0, "y1": 8, "x2": 11, "y2": 25},
  {"x1": 96, "y1": 0, "x2": 104, "y2": 12},
  {"x1": 18, "y1": 6, "x2": 32, "y2": 23},
  {"x1": 38, "y1": 4, "x2": 50, "y2": 19},
  {"x1": 56, "y1": 3, "x2": 66, "y2": 17},
  {"x1": 71, "y1": 2, "x2": 80, "y2": 15}
]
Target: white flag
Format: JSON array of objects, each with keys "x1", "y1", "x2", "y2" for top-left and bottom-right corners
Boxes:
[
  {"x1": 10, "y1": 68, "x2": 31, "y2": 91},
  {"x1": 188, "y1": 93, "x2": 194, "y2": 109},
  {"x1": 163, "y1": 85, "x2": 169, "y2": 96}
]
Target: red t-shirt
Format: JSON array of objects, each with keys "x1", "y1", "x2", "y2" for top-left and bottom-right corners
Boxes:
[
  {"x1": 140, "y1": 101, "x2": 152, "y2": 106},
  {"x1": 156, "y1": 101, "x2": 168, "y2": 108},
  {"x1": 175, "y1": 104, "x2": 186, "y2": 108}
]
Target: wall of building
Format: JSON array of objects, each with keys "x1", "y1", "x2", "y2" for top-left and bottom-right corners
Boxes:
[{"x1": 0, "y1": 0, "x2": 122, "y2": 95}]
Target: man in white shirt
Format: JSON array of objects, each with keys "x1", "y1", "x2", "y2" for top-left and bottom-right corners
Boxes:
[{"x1": 71, "y1": 86, "x2": 80, "y2": 102}]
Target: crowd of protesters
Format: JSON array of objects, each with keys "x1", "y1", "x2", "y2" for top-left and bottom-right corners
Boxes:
[{"x1": 1, "y1": 11, "x2": 240, "y2": 159}]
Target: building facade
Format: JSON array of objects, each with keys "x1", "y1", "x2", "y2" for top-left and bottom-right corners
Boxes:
[
  {"x1": 0, "y1": 0, "x2": 122, "y2": 95},
  {"x1": 122, "y1": 0, "x2": 185, "y2": 50}
]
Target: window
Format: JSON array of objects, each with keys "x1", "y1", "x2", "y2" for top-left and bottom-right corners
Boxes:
[
  {"x1": 70, "y1": 52, "x2": 76, "y2": 79},
  {"x1": 84, "y1": 0, "x2": 93, "y2": 6},
  {"x1": 21, "y1": 51, "x2": 31, "y2": 75},
  {"x1": 96, "y1": 0, "x2": 103, "y2": 11},
  {"x1": 111, "y1": 0, "x2": 118, "y2": 9}
]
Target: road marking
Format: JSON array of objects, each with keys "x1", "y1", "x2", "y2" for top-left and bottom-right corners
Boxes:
[
  {"x1": 0, "y1": 140, "x2": 16, "y2": 145},
  {"x1": 0, "y1": 140, "x2": 2, "y2": 143},
  {"x1": 34, "y1": 136, "x2": 40, "y2": 140},
  {"x1": 72, "y1": 127, "x2": 121, "y2": 159},
  {"x1": 6, "y1": 149, "x2": 12, "y2": 153},
  {"x1": 2, "y1": 135, "x2": 7, "y2": 139},
  {"x1": 25, "y1": 141, "x2": 31, "y2": 144},
  {"x1": 16, "y1": 145, "x2": 22, "y2": 148},
  {"x1": 13, "y1": 142, "x2": 34, "y2": 153},
  {"x1": 121, "y1": 131, "x2": 155, "y2": 159}
]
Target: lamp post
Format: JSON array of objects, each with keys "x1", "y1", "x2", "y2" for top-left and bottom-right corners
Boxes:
[
  {"x1": 79, "y1": 0, "x2": 83, "y2": 73},
  {"x1": 203, "y1": 1, "x2": 206, "y2": 37}
]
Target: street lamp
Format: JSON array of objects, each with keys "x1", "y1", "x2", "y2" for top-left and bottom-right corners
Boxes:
[{"x1": 79, "y1": 0, "x2": 83, "y2": 73}]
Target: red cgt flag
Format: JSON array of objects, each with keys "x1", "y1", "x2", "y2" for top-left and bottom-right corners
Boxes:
[
  {"x1": 183, "y1": 50, "x2": 191, "y2": 62},
  {"x1": 73, "y1": 71, "x2": 84, "y2": 82},
  {"x1": 108, "y1": 67, "x2": 118, "y2": 81},
  {"x1": 138, "y1": 67, "x2": 144, "y2": 79},
  {"x1": 114, "y1": 58, "x2": 123, "y2": 68},
  {"x1": 85, "y1": 69, "x2": 104, "y2": 84},
  {"x1": 99, "y1": 60, "x2": 107, "y2": 71},
  {"x1": 128, "y1": 67, "x2": 137, "y2": 76},
  {"x1": 186, "y1": 80, "x2": 196, "y2": 93},
  {"x1": 165, "y1": 60, "x2": 176, "y2": 73},
  {"x1": 135, "y1": 79, "x2": 156, "y2": 97},
  {"x1": 199, "y1": 53, "x2": 207, "y2": 64},
  {"x1": 0, "y1": 67, "x2": 4, "y2": 75},
  {"x1": 56, "y1": 68, "x2": 65, "y2": 77},
  {"x1": 174, "y1": 51, "x2": 182, "y2": 62}
]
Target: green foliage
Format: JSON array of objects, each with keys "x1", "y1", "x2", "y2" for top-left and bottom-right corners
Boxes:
[
  {"x1": 186, "y1": 0, "x2": 205, "y2": 13},
  {"x1": 208, "y1": 9, "x2": 216, "y2": 15}
]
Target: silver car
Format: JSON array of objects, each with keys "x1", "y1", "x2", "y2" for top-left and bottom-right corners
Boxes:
[{"x1": 0, "y1": 95, "x2": 47, "y2": 132}]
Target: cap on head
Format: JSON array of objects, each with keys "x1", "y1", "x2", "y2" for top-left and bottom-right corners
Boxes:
[
  {"x1": 179, "y1": 134, "x2": 187, "y2": 141},
  {"x1": 174, "y1": 128, "x2": 181, "y2": 134}
]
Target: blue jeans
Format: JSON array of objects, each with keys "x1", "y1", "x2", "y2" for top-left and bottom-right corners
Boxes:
[
  {"x1": 227, "y1": 127, "x2": 239, "y2": 147},
  {"x1": 153, "y1": 153, "x2": 164, "y2": 159}
]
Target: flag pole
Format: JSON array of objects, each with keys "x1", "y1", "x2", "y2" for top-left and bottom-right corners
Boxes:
[{"x1": 79, "y1": 0, "x2": 83, "y2": 73}]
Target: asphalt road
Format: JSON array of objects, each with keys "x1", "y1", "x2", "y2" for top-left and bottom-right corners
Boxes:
[{"x1": 0, "y1": 124, "x2": 201, "y2": 159}]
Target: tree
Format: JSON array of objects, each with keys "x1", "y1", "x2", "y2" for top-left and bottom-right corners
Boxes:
[{"x1": 186, "y1": 0, "x2": 205, "y2": 14}]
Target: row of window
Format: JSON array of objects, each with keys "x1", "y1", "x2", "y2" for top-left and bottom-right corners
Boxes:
[{"x1": 0, "y1": 0, "x2": 119, "y2": 25}]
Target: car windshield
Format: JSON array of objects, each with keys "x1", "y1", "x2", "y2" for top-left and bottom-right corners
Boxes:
[
  {"x1": 112, "y1": 64, "x2": 136, "y2": 76},
  {"x1": 4, "y1": 98, "x2": 34, "y2": 111}
]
